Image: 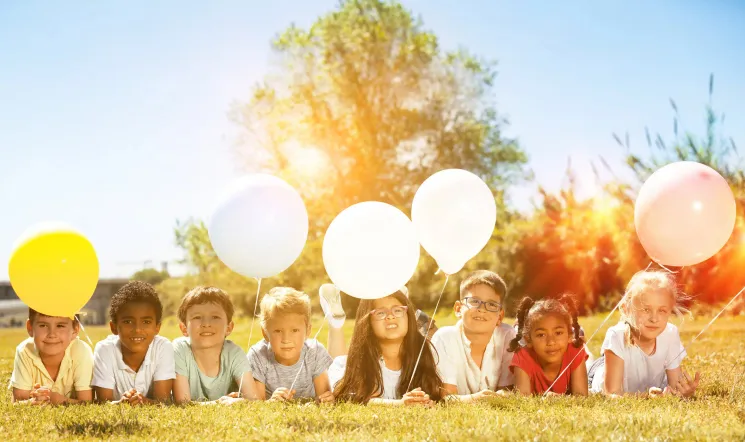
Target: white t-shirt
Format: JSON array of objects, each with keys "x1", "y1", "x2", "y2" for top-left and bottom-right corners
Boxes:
[
  {"x1": 431, "y1": 320, "x2": 516, "y2": 394},
  {"x1": 591, "y1": 322, "x2": 686, "y2": 394},
  {"x1": 328, "y1": 355, "x2": 402, "y2": 400},
  {"x1": 91, "y1": 335, "x2": 176, "y2": 400}
]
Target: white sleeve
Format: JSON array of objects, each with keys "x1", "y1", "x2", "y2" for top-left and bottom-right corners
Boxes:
[
  {"x1": 497, "y1": 326, "x2": 517, "y2": 387},
  {"x1": 91, "y1": 342, "x2": 116, "y2": 389},
  {"x1": 665, "y1": 325, "x2": 686, "y2": 369},
  {"x1": 431, "y1": 330, "x2": 456, "y2": 386},
  {"x1": 153, "y1": 339, "x2": 176, "y2": 381},
  {"x1": 327, "y1": 356, "x2": 347, "y2": 389},
  {"x1": 601, "y1": 326, "x2": 627, "y2": 360}
]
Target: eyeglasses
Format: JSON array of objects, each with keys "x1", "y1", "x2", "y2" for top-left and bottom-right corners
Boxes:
[
  {"x1": 370, "y1": 305, "x2": 408, "y2": 321},
  {"x1": 462, "y1": 297, "x2": 502, "y2": 312}
]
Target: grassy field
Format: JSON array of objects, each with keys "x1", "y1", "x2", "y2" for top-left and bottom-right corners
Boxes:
[{"x1": 2, "y1": 311, "x2": 745, "y2": 441}]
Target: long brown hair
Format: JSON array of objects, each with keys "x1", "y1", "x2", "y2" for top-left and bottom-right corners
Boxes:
[{"x1": 333, "y1": 291, "x2": 444, "y2": 404}]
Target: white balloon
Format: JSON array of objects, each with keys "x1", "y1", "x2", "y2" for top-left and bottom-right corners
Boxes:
[
  {"x1": 411, "y1": 169, "x2": 497, "y2": 275},
  {"x1": 323, "y1": 202, "x2": 420, "y2": 300},
  {"x1": 209, "y1": 174, "x2": 308, "y2": 278}
]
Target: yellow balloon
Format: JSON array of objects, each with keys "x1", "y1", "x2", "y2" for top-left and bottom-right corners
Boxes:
[{"x1": 8, "y1": 223, "x2": 99, "y2": 318}]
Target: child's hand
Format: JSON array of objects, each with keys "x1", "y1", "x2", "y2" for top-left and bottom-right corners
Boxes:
[
  {"x1": 216, "y1": 395, "x2": 244, "y2": 405},
  {"x1": 121, "y1": 389, "x2": 146, "y2": 405},
  {"x1": 495, "y1": 389, "x2": 511, "y2": 397},
  {"x1": 317, "y1": 391, "x2": 335, "y2": 403},
  {"x1": 227, "y1": 392, "x2": 241, "y2": 399},
  {"x1": 29, "y1": 384, "x2": 50, "y2": 405},
  {"x1": 401, "y1": 388, "x2": 431, "y2": 406},
  {"x1": 671, "y1": 370, "x2": 701, "y2": 398},
  {"x1": 269, "y1": 388, "x2": 295, "y2": 402},
  {"x1": 543, "y1": 391, "x2": 562, "y2": 398},
  {"x1": 470, "y1": 389, "x2": 498, "y2": 401},
  {"x1": 648, "y1": 387, "x2": 664, "y2": 398}
]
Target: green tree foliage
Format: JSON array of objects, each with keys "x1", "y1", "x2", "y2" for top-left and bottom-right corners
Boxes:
[{"x1": 162, "y1": 2, "x2": 741, "y2": 316}]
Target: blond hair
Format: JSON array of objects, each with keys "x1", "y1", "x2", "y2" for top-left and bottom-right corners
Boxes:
[
  {"x1": 259, "y1": 287, "x2": 311, "y2": 329},
  {"x1": 619, "y1": 270, "x2": 689, "y2": 346}
]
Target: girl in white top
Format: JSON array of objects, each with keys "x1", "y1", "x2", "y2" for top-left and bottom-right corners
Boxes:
[
  {"x1": 329, "y1": 290, "x2": 444, "y2": 405},
  {"x1": 591, "y1": 270, "x2": 701, "y2": 397}
]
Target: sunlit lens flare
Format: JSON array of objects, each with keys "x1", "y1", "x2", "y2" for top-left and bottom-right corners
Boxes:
[{"x1": 283, "y1": 140, "x2": 331, "y2": 182}]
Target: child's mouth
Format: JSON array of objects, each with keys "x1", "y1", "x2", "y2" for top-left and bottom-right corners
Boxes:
[
  {"x1": 130, "y1": 337, "x2": 146, "y2": 343},
  {"x1": 385, "y1": 324, "x2": 398, "y2": 330},
  {"x1": 199, "y1": 332, "x2": 215, "y2": 337}
]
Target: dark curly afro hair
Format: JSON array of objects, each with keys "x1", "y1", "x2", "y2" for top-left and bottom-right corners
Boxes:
[{"x1": 109, "y1": 281, "x2": 163, "y2": 324}]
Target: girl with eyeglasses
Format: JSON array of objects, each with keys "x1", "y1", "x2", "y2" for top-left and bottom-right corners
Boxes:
[{"x1": 330, "y1": 290, "x2": 444, "y2": 406}]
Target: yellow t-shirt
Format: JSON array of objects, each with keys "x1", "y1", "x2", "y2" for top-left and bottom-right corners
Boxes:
[{"x1": 8, "y1": 337, "x2": 94, "y2": 398}]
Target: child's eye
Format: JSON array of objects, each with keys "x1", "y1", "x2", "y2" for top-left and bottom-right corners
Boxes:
[
  {"x1": 39, "y1": 324, "x2": 46, "y2": 328},
  {"x1": 556, "y1": 331, "x2": 564, "y2": 335},
  {"x1": 293, "y1": 329, "x2": 300, "y2": 333},
  {"x1": 123, "y1": 320, "x2": 132, "y2": 324},
  {"x1": 213, "y1": 316, "x2": 220, "y2": 320},
  {"x1": 144, "y1": 320, "x2": 152, "y2": 325}
]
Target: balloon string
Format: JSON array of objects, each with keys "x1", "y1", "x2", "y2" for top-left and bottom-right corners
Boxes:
[
  {"x1": 77, "y1": 317, "x2": 94, "y2": 347},
  {"x1": 239, "y1": 278, "x2": 262, "y2": 395},
  {"x1": 289, "y1": 315, "x2": 328, "y2": 393},
  {"x1": 407, "y1": 272, "x2": 449, "y2": 393},
  {"x1": 669, "y1": 284, "x2": 745, "y2": 367}
]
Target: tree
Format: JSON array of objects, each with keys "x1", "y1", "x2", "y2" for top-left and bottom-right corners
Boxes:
[
  {"x1": 131, "y1": 268, "x2": 170, "y2": 286},
  {"x1": 183, "y1": 0, "x2": 529, "y2": 309}
]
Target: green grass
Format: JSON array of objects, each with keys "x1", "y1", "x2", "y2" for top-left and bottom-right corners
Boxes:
[{"x1": 3, "y1": 312, "x2": 745, "y2": 441}]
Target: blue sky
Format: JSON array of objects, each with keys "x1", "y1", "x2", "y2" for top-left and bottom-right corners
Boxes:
[{"x1": 1, "y1": 0, "x2": 743, "y2": 280}]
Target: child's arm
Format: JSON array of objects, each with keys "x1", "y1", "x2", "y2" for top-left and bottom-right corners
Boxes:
[
  {"x1": 313, "y1": 372, "x2": 334, "y2": 403},
  {"x1": 603, "y1": 349, "x2": 624, "y2": 396},
  {"x1": 254, "y1": 379, "x2": 268, "y2": 400},
  {"x1": 49, "y1": 389, "x2": 92, "y2": 405},
  {"x1": 570, "y1": 362, "x2": 589, "y2": 396},
  {"x1": 173, "y1": 374, "x2": 192, "y2": 404},
  {"x1": 665, "y1": 368, "x2": 701, "y2": 398},
  {"x1": 441, "y1": 383, "x2": 499, "y2": 402},
  {"x1": 12, "y1": 385, "x2": 50, "y2": 405},
  {"x1": 237, "y1": 371, "x2": 258, "y2": 400},
  {"x1": 148, "y1": 379, "x2": 174, "y2": 403},
  {"x1": 513, "y1": 367, "x2": 532, "y2": 395},
  {"x1": 368, "y1": 388, "x2": 432, "y2": 406}
]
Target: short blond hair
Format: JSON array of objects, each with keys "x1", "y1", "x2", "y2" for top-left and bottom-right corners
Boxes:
[
  {"x1": 259, "y1": 287, "x2": 311, "y2": 329},
  {"x1": 620, "y1": 270, "x2": 689, "y2": 346}
]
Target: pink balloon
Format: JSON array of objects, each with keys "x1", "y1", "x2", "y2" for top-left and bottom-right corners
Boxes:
[{"x1": 635, "y1": 161, "x2": 736, "y2": 267}]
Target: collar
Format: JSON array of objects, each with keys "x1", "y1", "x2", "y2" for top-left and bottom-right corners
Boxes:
[{"x1": 115, "y1": 336, "x2": 155, "y2": 372}]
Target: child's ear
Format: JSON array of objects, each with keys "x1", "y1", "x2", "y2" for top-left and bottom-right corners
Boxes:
[
  {"x1": 178, "y1": 322, "x2": 188, "y2": 337},
  {"x1": 454, "y1": 300, "x2": 463, "y2": 317},
  {"x1": 226, "y1": 321, "x2": 235, "y2": 336},
  {"x1": 155, "y1": 321, "x2": 162, "y2": 334},
  {"x1": 261, "y1": 328, "x2": 268, "y2": 341},
  {"x1": 306, "y1": 322, "x2": 311, "y2": 336},
  {"x1": 109, "y1": 320, "x2": 118, "y2": 336},
  {"x1": 26, "y1": 319, "x2": 33, "y2": 337},
  {"x1": 496, "y1": 308, "x2": 505, "y2": 325},
  {"x1": 72, "y1": 320, "x2": 80, "y2": 337}
]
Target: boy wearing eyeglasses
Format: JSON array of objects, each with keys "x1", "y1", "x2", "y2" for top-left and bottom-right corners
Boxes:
[
  {"x1": 431, "y1": 270, "x2": 516, "y2": 401},
  {"x1": 247, "y1": 287, "x2": 334, "y2": 402}
]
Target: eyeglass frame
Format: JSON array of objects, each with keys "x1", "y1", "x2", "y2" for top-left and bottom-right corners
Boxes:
[
  {"x1": 460, "y1": 296, "x2": 502, "y2": 312},
  {"x1": 369, "y1": 305, "x2": 409, "y2": 321}
]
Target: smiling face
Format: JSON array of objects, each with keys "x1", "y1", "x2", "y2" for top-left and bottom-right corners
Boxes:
[
  {"x1": 263, "y1": 313, "x2": 309, "y2": 365},
  {"x1": 369, "y1": 296, "x2": 409, "y2": 343},
  {"x1": 627, "y1": 289, "x2": 674, "y2": 342},
  {"x1": 110, "y1": 302, "x2": 161, "y2": 355},
  {"x1": 526, "y1": 313, "x2": 571, "y2": 366},
  {"x1": 27, "y1": 315, "x2": 78, "y2": 358},
  {"x1": 179, "y1": 302, "x2": 234, "y2": 350},
  {"x1": 455, "y1": 284, "x2": 504, "y2": 336}
]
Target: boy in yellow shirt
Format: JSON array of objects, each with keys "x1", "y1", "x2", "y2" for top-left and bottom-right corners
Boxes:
[{"x1": 9, "y1": 308, "x2": 94, "y2": 405}]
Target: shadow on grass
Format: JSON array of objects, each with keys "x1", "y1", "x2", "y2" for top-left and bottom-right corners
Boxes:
[{"x1": 55, "y1": 415, "x2": 146, "y2": 437}]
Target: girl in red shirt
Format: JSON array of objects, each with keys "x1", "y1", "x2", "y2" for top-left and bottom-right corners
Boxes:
[{"x1": 508, "y1": 294, "x2": 588, "y2": 396}]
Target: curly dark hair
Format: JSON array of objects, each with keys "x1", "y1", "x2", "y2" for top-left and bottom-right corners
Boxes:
[
  {"x1": 109, "y1": 281, "x2": 163, "y2": 323},
  {"x1": 508, "y1": 293, "x2": 583, "y2": 352}
]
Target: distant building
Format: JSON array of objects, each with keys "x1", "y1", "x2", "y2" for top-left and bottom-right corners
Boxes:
[{"x1": 0, "y1": 279, "x2": 129, "y2": 327}]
